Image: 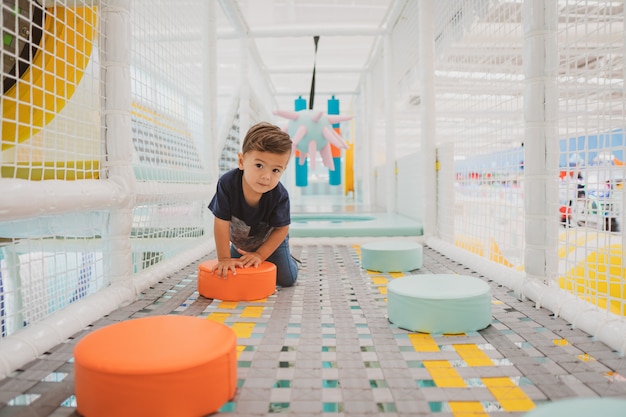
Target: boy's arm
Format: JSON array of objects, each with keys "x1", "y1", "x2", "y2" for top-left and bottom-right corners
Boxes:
[
  {"x1": 212, "y1": 217, "x2": 243, "y2": 277},
  {"x1": 213, "y1": 217, "x2": 232, "y2": 260},
  {"x1": 237, "y1": 225, "x2": 289, "y2": 267}
]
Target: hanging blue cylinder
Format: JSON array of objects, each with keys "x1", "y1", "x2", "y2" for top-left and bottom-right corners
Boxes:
[
  {"x1": 327, "y1": 95, "x2": 340, "y2": 127},
  {"x1": 327, "y1": 95, "x2": 341, "y2": 186},
  {"x1": 294, "y1": 96, "x2": 308, "y2": 187},
  {"x1": 295, "y1": 96, "x2": 306, "y2": 111}
]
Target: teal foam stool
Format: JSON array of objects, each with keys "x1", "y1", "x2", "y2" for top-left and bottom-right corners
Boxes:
[
  {"x1": 361, "y1": 240, "x2": 422, "y2": 272},
  {"x1": 387, "y1": 274, "x2": 491, "y2": 333},
  {"x1": 522, "y1": 398, "x2": 626, "y2": 417}
]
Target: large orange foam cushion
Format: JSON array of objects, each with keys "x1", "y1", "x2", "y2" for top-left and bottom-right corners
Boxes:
[
  {"x1": 198, "y1": 260, "x2": 276, "y2": 301},
  {"x1": 73, "y1": 315, "x2": 237, "y2": 417}
]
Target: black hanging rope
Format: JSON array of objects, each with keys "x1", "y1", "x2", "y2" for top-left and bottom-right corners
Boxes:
[{"x1": 309, "y1": 36, "x2": 320, "y2": 109}]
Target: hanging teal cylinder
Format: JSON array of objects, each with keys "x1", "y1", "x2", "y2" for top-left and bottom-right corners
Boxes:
[
  {"x1": 295, "y1": 96, "x2": 306, "y2": 111},
  {"x1": 294, "y1": 96, "x2": 308, "y2": 187},
  {"x1": 327, "y1": 96, "x2": 340, "y2": 128},
  {"x1": 327, "y1": 95, "x2": 341, "y2": 186}
]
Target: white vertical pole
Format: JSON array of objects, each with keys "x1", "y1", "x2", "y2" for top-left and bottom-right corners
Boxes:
[
  {"x1": 2, "y1": 251, "x2": 22, "y2": 334},
  {"x1": 217, "y1": 0, "x2": 251, "y2": 148},
  {"x1": 418, "y1": 0, "x2": 437, "y2": 237},
  {"x1": 360, "y1": 78, "x2": 372, "y2": 206},
  {"x1": 354, "y1": 71, "x2": 376, "y2": 205},
  {"x1": 102, "y1": 0, "x2": 135, "y2": 289},
  {"x1": 523, "y1": 0, "x2": 558, "y2": 281},
  {"x1": 438, "y1": 143, "x2": 455, "y2": 241},
  {"x1": 239, "y1": 37, "x2": 250, "y2": 144},
  {"x1": 383, "y1": 32, "x2": 396, "y2": 213},
  {"x1": 203, "y1": 0, "x2": 218, "y2": 179},
  {"x1": 366, "y1": 73, "x2": 376, "y2": 207}
]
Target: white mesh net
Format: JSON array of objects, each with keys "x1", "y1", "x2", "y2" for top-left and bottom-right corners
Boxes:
[{"x1": 366, "y1": 0, "x2": 625, "y2": 352}]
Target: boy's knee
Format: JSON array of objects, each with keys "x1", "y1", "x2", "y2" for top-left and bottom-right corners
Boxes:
[
  {"x1": 276, "y1": 268, "x2": 298, "y2": 287},
  {"x1": 276, "y1": 273, "x2": 297, "y2": 288}
]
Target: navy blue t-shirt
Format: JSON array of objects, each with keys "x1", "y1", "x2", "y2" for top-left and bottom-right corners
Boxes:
[{"x1": 208, "y1": 168, "x2": 290, "y2": 252}]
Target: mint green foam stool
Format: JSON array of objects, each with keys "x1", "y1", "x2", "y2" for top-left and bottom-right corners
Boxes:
[
  {"x1": 387, "y1": 274, "x2": 491, "y2": 333},
  {"x1": 361, "y1": 240, "x2": 422, "y2": 272},
  {"x1": 523, "y1": 398, "x2": 626, "y2": 417}
]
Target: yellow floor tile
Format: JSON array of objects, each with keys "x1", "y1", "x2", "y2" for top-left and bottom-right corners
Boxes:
[
  {"x1": 219, "y1": 301, "x2": 238, "y2": 309},
  {"x1": 423, "y1": 361, "x2": 466, "y2": 387},
  {"x1": 232, "y1": 322, "x2": 255, "y2": 338},
  {"x1": 482, "y1": 377, "x2": 534, "y2": 412},
  {"x1": 449, "y1": 401, "x2": 489, "y2": 417},
  {"x1": 241, "y1": 306, "x2": 264, "y2": 318},
  {"x1": 206, "y1": 312, "x2": 230, "y2": 323},
  {"x1": 454, "y1": 344, "x2": 494, "y2": 367},
  {"x1": 408, "y1": 333, "x2": 440, "y2": 352}
]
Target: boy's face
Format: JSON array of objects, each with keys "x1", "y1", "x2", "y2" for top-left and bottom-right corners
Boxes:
[{"x1": 238, "y1": 150, "x2": 290, "y2": 196}]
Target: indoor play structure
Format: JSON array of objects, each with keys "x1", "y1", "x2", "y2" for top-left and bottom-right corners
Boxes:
[{"x1": 1, "y1": 1, "x2": 625, "y2": 415}]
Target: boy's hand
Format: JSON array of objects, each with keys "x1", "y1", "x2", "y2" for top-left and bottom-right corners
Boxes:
[
  {"x1": 236, "y1": 248, "x2": 263, "y2": 268},
  {"x1": 211, "y1": 258, "x2": 244, "y2": 278}
]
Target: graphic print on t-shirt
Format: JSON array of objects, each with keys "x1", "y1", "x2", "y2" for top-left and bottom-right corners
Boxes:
[{"x1": 230, "y1": 215, "x2": 272, "y2": 252}]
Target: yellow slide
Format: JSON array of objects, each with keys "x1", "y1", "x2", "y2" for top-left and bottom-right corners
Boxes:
[{"x1": 2, "y1": 6, "x2": 97, "y2": 150}]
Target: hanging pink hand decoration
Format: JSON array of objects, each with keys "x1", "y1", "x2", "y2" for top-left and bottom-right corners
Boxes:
[{"x1": 273, "y1": 109, "x2": 352, "y2": 171}]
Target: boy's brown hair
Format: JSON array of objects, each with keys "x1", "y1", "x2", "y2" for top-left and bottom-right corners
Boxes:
[{"x1": 241, "y1": 122, "x2": 293, "y2": 155}]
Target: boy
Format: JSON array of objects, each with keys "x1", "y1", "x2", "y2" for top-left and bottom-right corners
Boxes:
[{"x1": 208, "y1": 122, "x2": 298, "y2": 287}]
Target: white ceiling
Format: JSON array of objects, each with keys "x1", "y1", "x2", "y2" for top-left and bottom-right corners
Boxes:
[{"x1": 215, "y1": 0, "x2": 394, "y2": 113}]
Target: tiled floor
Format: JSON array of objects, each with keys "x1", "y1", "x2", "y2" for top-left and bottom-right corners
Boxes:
[{"x1": 1, "y1": 242, "x2": 626, "y2": 416}]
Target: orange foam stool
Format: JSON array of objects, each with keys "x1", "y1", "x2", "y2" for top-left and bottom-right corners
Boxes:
[
  {"x1": 198, "y1": 259, "x2": 276, "y2": 301},
  {"x1": 73, "y1": 315, "x2": 237, "y2": 417}
]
